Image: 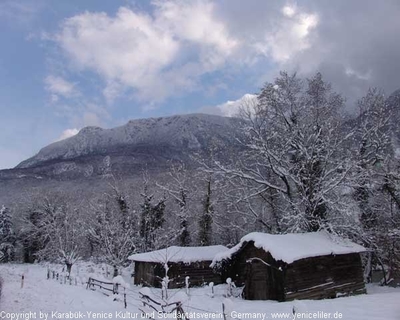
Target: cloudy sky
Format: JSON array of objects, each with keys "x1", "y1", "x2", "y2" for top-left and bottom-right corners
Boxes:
[{"x1": 1, "y1": 0, "x2": 400, "y2": 169}]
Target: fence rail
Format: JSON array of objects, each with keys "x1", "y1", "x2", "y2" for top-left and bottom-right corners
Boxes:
[
  {"x1": 139, "y1": 291, "x2": 188, "y2": 320},
  {"x1": 87, "y1": 277, "x2": 127, "y2": 308},
  {"x1": 86, "y1": 277, "x2": 115, "y2": 293},
  {"x1": 46, "y1": 268, "x2": 206, "y2": 317}
]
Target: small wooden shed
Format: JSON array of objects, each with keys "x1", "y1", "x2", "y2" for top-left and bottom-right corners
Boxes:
[
  {"x1": 211, "y1": 231, "x2": 366, "y2": 301},
  {"x1": 129, "y1": 245, "x2": 227, "y2": 288}
]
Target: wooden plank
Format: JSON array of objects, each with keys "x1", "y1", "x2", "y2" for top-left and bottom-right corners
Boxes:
[{"x1": 285, "y1": 281, "x2": 366, "y2": 300}]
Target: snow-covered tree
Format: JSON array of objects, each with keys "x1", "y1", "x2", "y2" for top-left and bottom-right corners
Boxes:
[
  {"x1": 0, "y1": 205, "x2": 16, "y2": 262},
  {"x1": 157, "y1": 162, "x2": 191, "y2": 246},
  {"x1": 348, "y1": 88, "x2": 400, "y2": 281},
  {"x1": 198, "y1": 176, "x2": 213, "y2": 246},
  {"x1": 352, "y1": 88, "x2": 393, "y2": 230},
  {"x1": 21, "y1": 195, "x2": 85, "y2": 274},
  {"x1": 140, "y1": 178, "x2": 166, "y2": 251},
  {"x1": 87, "y1": 182, "x2": 138, "y2": 267},
  {"x1": 213, "y1": 72, "x2": 351, "y2": 233}
]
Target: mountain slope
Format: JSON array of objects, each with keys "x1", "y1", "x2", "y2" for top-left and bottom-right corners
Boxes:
[
  {"x1": 0, "y1": 114, "x2": 244, "y2": 205},
  {"x1": 16, "y1": 113, "x2": 242, "y2": 171}
]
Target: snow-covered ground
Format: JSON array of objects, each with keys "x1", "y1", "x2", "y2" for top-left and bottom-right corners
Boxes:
[{"x1": 1, "y1": 263, "x2": 400, "y2": 320}]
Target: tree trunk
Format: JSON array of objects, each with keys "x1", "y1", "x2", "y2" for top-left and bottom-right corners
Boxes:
[{"x1": 66, "y1": 263, "x2": 72, "y2": 277}]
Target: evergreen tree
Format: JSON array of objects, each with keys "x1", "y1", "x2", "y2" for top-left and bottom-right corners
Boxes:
[
  {"x1": 177, "y1": 188, "x2": 191, "y2": 246},
  {"x1": 0, "y1": 205, "x2": 15, "y2": 262},
  {"x1": 157, "y1": 162, "x2": 191, "y2": 246},
  {"x1": 21, "y1": 204, "x2": 47, "y2": 262},
  {"x1": 140, "y1": 183, "x2": 166, "y2": 251},
  {"x1": 198, "y1": 177, "x2": 213, "y2": 246}
]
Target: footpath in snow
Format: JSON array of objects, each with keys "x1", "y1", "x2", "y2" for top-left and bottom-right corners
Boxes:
[{"x1": 1, "y1": 263, "x2": 400, "y2": 320}]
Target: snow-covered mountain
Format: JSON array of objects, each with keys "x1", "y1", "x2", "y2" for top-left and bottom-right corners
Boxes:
[
  {"x1": 17, "y1": 114, "x2": 242, "y2": 170},
  {"x1": 0, "y1": 114, "x2": 244, "y2": 205}
]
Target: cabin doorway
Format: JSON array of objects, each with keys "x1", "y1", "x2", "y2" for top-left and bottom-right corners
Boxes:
[
  {"x1": 244, "y1": 259, "x2": 269, "y2": 300},
  {"x1": 244, "y1": 259, "x2": 284, "y2": 301}
]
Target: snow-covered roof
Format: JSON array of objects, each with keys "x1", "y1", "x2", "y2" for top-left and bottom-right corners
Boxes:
[
  {"x1": 211, "y1": 231, "x2": 366, "y2": 266},
  {"x1": 128, "y1": 245, "x2": 228, "y2": 264}
]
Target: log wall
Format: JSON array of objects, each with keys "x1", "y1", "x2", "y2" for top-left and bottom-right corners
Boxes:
[
  {"x1": 134, "y1": 261, "x2": 163, "y2": 287},
  {"x1": 220, "y1": 242, "x2": 285, "y2": 301},
  {"x1": 134, "y1": 260, "x2": 223, "y2": 288},
  {"x1": 284, "y1": 253, "x2": 366, "y2": 301},
  {"x1": 218, "y1": 241, "x2": 366, "y2": 301},
  {"x1": 168, "y1": 261, "x2": 223, "y2": 288}
]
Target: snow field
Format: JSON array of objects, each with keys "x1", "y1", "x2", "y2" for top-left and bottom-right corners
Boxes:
[{"x1": 0, "y1": 263, "x2": 399, "y2": 320}]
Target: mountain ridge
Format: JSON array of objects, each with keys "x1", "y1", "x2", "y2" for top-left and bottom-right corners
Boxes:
[{"x1": 16, "y1": 113, "x2": 242, "y2": 170}]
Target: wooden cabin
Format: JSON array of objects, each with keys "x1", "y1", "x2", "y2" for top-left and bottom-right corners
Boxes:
[
  {"x1": 129, "y1": 245, "x2": 227, "y2": 288},
  {"x1": 211, "y1": 232, "x2": 366, "y2": 301}
]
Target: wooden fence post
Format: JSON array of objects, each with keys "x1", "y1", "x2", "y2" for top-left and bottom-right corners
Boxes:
[
  {"x1": 185, "y1": 276, "x2": 190, "y2": 295},
  {"x1": 86, "y1": 277, "x2": 91, "y2": 290},
  {"x1": 222, "y1": 302, "x2": 227, "y2": 320},
  {"x1": 226, "y1": 278, "x2": 233, "y2": 297},
  {"x1": 113, "y1": 283, "x2": 119, "y2": 295}
]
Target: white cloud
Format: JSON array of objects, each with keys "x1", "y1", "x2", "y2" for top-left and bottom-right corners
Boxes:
[
  {"x1": 254, "y1": 6, "x2": 319, "y2": 63},
  {"x1": 50, "y1": 0, "x2": 400, "y2": 111},
  {"x1": 56, "y1": 128, "x2": 79, "y2": 141},
  {"x1": 52, "y1": 2, "x2": 320, "y2": 107},
  {"x1": 102, "y1": 81, "x2": 124, "y2": 105},
  {"x1": 345, "y1": 67, "x2": 372, "y2": 81},
  {"x1": 216, "y1": 94, "x2": 258, "y2": 117},
  {"x1": 57, "y1": 7, "x2": 180, "y2": 103},
  {"x1": 54, "y1": 1, "x2": 238, "y2": 104},
  {"x1": 50, "y1": 94, "x2": 59, "y2": 103},
  {"x1": 155, "y1": 0, "x2": 238, "y2": 54},
  {"x1": 45, "y1": 75, "x2": 77, "y2": 100},
  {"x1": 282, "y1": 5, "x2": 296, "y2": 18}
]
